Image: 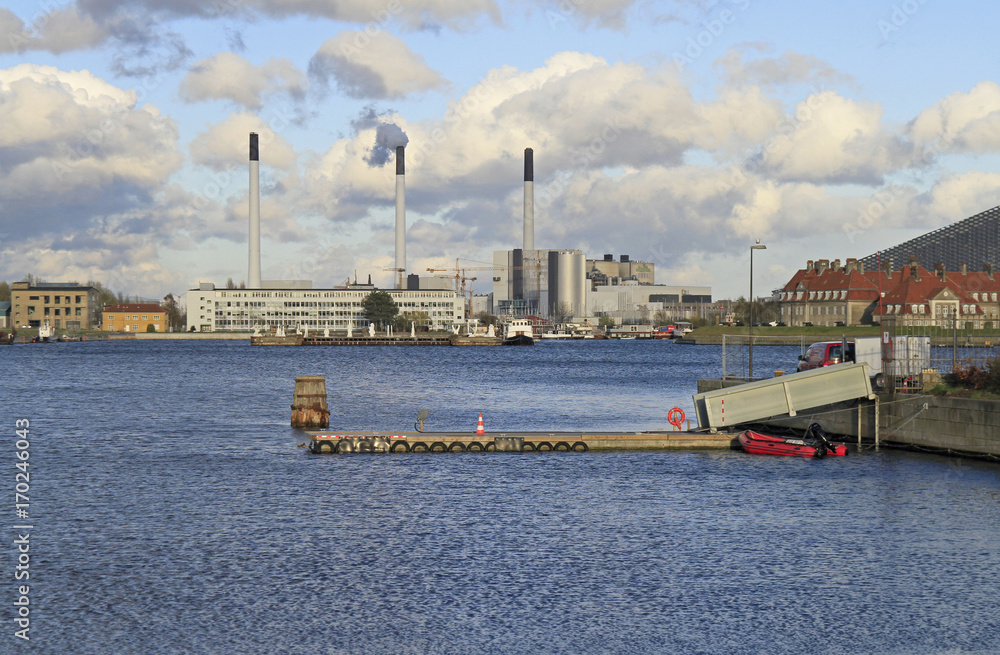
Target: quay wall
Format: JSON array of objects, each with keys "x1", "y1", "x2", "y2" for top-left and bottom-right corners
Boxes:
[{"x1": 752, "y1": 393, "x2": 1000, "y2": 458}]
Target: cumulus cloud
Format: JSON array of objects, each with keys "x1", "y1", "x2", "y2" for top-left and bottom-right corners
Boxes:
[
  {"x1": 189, "y1": 112, "x2": 298, "y2": 171},
  {"x1": 309, "y1": 31, "x2": 447, "y2": 99},
  {"x1": 0, "y1": 64, "x2": 181, "y2": 240},
  {"x1": 180, "y1": 53, "x2": 306, "y2": 109},
  {"x1": 908, "y1": 81, "x2": 1000, "y2": 155}
]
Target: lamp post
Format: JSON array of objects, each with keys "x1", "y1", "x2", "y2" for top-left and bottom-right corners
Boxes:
[{"x1": 749, "y1": 242, "x2": 767, "y2": 380}]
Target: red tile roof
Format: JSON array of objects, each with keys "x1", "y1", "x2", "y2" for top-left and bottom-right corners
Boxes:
[{"x1": 103, "y1": 303, "x2": 166, "y2": 313}]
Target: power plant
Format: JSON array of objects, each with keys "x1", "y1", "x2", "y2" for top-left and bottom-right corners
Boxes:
[{"x1": 185, "y1": 133, "x2": 711, "y2": 332}]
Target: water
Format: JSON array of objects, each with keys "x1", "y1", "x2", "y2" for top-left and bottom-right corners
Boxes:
[{"x1": 3, "y1": 339, "x2": 999, "y2": 654}]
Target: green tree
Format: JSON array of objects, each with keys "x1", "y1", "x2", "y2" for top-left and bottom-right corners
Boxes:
[
  {"x1": 0, "y1": 281, "x2": 10, "y2": 302},
  {"x1": 361, "y1": 290, "x2": 398, "y2": 327},
  {"x1": 474, "y1": 311, "x2": 500, "y2": 327},
  {"x1": 598, "y1": 315, "x2": 616, "y2": 328},
  {"x1": 162, "y1": 293, "x2": 185, "y2": 332},
  {"x1": 87, "y1": 280, "x2": 118, "y2": 309}
]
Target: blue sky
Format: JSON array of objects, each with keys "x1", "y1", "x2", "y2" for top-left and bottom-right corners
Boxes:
[{"x1": 2, "y1": 0, "x2": 1000, "y2": 302}]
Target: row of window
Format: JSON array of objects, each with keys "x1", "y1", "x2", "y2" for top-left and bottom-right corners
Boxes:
[
  {"x1": 25, "y1": 306, "x2": 83, "y2": 316},
  {"x1": 25, "y1": 295, "x2": 86, "y2": 304}
]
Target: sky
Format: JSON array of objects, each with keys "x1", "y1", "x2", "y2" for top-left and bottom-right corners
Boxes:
[{"x1": 2, "y1": 0, "x2": 1000, "y2": 303}]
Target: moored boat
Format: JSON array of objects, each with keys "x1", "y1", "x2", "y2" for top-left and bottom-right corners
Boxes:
[
  {"x1": 738, "y1": 423, "x2": 847, "y2": 459},
  {"x1": 502, "y1": 319, "x2": 535, "y2": 346}
]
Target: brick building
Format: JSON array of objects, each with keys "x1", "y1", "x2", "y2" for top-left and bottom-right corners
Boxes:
[
  {"x1": 778, "y1": 257, "x2": 1000, "y2": 328},
  {"x1": 103, "y1": 303, "x2": 168, "y2": 332}
]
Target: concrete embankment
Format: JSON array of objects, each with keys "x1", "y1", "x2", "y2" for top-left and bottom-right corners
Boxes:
[{"x1": 754, "y1": 394, "x2": 1000, "y2": 459}]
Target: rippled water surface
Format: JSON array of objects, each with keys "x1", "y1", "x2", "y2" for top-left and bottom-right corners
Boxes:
[{"x1": 4, "y1": 339, "x2": 1000, "y2": 654}]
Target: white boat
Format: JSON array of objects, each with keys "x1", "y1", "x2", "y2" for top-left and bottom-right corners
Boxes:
[
  {"x1": 37, "y1": 321, "x2": 54, "y2": 342},
  {"x1": 503, "y1": 319, "x2": 535, "y2": 346}
]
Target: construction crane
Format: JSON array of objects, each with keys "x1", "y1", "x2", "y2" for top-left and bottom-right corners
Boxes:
[{"x1": 427, "y1": 259, "x2": 479, "y2": 319}]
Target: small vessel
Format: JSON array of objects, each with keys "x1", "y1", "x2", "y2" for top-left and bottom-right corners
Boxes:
[
  {"x1": 738, "y1": 423, "x2": 848, "y2": 459},
  {"x1": 503, "y1": 319, "x2": 535, "y2": 346},
  {"x1": 34, "y1": 321, "x2": 54, "y2": 343}
]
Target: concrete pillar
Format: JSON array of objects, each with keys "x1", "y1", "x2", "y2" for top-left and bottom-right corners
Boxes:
[{"x1": 291, "y1": 376, "x2": 330, "y2": 428}]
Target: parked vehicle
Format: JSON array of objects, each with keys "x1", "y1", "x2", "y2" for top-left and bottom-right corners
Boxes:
[{"x1": 797, "y1": 341, "x2": 854, "y2": 372}]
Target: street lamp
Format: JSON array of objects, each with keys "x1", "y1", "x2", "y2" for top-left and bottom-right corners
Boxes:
[{"x1": 749, "y1": 242, "x2": 767, "y2": 380}]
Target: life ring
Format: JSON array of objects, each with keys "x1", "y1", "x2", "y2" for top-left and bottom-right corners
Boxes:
[{"x1": 667, "y1": 407, "x2": 686, "y2": 429}]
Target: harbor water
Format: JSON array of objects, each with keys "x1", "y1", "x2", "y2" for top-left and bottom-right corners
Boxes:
[{"x1": 4, "y1": 339, "x2": 999, "y2": 654}]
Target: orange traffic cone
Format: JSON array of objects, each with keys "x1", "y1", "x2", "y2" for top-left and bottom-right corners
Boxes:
[{"x1": 475, "y1": 413, "x2": 485, "y2": 435}]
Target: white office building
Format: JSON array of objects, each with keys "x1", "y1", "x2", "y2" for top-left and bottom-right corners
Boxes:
[{"x1": 186, "y1": 282, "x2": 464, "y2": 332}]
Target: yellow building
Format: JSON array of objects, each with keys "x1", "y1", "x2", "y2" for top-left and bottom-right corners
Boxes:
[{"x1": 103, "y1": 303, "x2": 167, "y2": 332}]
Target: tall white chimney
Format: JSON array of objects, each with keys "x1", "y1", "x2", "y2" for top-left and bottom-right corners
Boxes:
[
  {"x1": 248, "y1": 132, "x2": 262, "y2": 289},
  {"x1": 523, "y1": 147, "x2": 534, "y2": 251},
  {"x1": 395, "y1": 145, "x2": 405, "y2": 289}
]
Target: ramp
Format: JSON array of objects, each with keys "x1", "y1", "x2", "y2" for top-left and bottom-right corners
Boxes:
[{"x1": 692, "y1": 363, "x2": 876, "y2": 432}]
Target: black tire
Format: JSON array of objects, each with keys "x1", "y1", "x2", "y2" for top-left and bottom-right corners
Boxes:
[
  {"x1": 336, "y1": 440, "x2": 353, "y2": 454},
  {"x1": 429, "y1": 442, "x2": 448, "y2": 453},
  {"x1": 554, "y1": 441, "x2": 572, "y2": 451},
  {"x1": 571, "y1": 441, "x2": 589, "y2": 452},
  {"x1": 485, "y1": 441, "x2": 496, "y2": 451},
  {"x1": 873, "y1": 373, "x2": 884, "y2": 390},
  {"x1": 467, "y1": 442, "x2": 485, "y2": 452},
  {"x1": 410, "y1": 442, "x2": 429, "y2": 453},
  {"x1": 316, "y1": 440, "x2": 335, "y2": 454},
  {"x1": 521, "y1": 442, "x2": 535, "y2": 452},
  {"x1": 390, "y1": 441, "x2": 409, "y2": 453},
  {"x1": 449, "y1": 442, "x2": 467, "y2": 453},
  {"x1": 535, "y1": 441, "x2": 553, "y2": 452}
]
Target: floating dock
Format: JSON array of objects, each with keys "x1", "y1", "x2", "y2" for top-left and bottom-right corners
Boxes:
[{"x1": 306, "y1": 430, "x2": 738, "y2": 454}]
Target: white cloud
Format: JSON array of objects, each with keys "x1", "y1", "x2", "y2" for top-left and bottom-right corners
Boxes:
[
  {"x1": 309, "y1": 31, "x2": 447, "y2": 99},
  {"x1": 179, "y1": 53, "x2": 306, "y2": 109},
  {"x1": 755, "y1": 91, "x2": 911, "y2": 185},
  {"x1": 0, "y1": 6, "x2": 109, "y2": 54},
  {"x1": 189, "y1": 112, "x2": 298, "y2": 171},
  {"x1": 0, "y1": 64, "x2": 180, "y2": 233},
  {"x1": 78, "y1": 0, "x2": 503, "y2": 30},
  {"x1": 909, "y1": 81, "x2": 1000, "y2": 155}
]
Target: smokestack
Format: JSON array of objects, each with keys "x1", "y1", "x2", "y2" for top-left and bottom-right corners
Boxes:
[
  {"x1": 248, "y1": 133, "x2": 261, "y2": 289},
  {"x1": 523, "y1": 147, "x2": 534, "y2": 251},
  {"x1": 395, "y1": 145, "x2": 405, "y2": 289}
]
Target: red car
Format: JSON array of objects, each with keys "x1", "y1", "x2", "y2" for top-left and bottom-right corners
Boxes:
[{"x1": 797, "y1": 341, "x2": 855, "y2": 372}]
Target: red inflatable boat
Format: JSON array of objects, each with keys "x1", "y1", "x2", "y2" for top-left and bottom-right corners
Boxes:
[{"x1": 739, "y1": 423, "x2": 848, "y2": 459}]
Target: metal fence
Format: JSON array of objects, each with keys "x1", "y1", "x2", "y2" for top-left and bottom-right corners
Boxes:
[{"x1": 722, "y1": 324, "x2": 1000, "y2": 392}]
